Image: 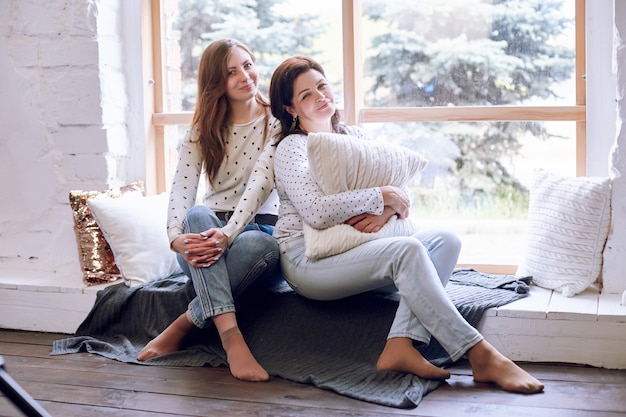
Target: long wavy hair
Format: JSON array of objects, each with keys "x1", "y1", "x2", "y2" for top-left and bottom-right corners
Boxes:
[
  {"x1": 192, "y1": 38, "x2": 271, "y2": 187},
  {"x1": 269, "y1": 55, "x2": 342, "y2": 144}
]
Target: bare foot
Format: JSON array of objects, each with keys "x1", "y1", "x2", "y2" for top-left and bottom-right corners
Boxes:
[
  {"x1": 376, "y1": 337, "x2": 450, "y2": 380},
  {"x1": 220, "y1": 327, "x2": 269, "y2": 382},
  {"x1": 137, "y1": 312, "x2": 194, "y2": 361},
  {"x1": 467, "y1": 340, "x2": 544, "y2": 394}
]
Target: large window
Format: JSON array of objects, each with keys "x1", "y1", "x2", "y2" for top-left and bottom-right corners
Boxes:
[{"x1": 143, "y1": 0, "x2": 586, "y2": 272}]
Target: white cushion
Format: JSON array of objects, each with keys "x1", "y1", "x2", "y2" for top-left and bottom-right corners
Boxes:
[
  {"x1": 87, "y1": 192, "x2": 182, "y2": 287},
  {"x1": 516, "y1": 169, "x2": 611, "y2": 297},
  {"x1": 69, "y1": 181, "x2": 144, "y2": 285},
  {"x1": 304, "y1": 132, "x2": 428, "y2": 259}
]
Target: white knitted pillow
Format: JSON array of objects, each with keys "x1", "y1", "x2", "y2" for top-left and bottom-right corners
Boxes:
[
  {"x1": 88, "y1": 192, "x2": 183, "y2": 287},
  {"x1": 304, "y1": 132, "x2": 427, "y2": 259},
  {"x1": 516, "y1": 169, "x2": 611, "y2": 297}
]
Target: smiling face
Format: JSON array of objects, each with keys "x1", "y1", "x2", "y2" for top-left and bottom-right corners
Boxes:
[
  {"x1": 286, "y1": 69, "x2": 336, "y2": 133},
  {"x1": 224, "y1": 46, "x2": 259, "y2": 104}
]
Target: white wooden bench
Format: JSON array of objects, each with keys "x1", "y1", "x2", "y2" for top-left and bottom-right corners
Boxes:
[{"x1": 480, "y1": 284, "x2": 626, "y2": 369}]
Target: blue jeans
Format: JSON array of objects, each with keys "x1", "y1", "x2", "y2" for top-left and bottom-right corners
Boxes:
[
  {"x1": 179, "y1": 205, "x2": 281, "y2": 329},
  {"x1": 279, "y1": 229, "x2": 483, "y2": 361}
]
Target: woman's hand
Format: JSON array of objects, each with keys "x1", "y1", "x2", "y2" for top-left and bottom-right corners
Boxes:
[
  {"x1": 345, "y1": 206, "x2": 397, "y2": 233},
  {"x1": 171, "y1": 228, "x2": 229, "y2": 268},
  {"x1": 379, "y1": 186, "x2": 410, "y2": 219}
]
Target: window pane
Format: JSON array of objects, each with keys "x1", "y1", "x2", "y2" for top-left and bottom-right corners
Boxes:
[
  {"x1": 161, "y1": 0, "x2": 342, "y2": 112},
  {"x1": 160, "y1": 0, "x2": 343, "y2": 199},
  {"x1": 361, "y1": 121, "x2": 577, "y2": 264},
  {"x1": 361, "y1": 0, "x2": 576, "y2": 108}
]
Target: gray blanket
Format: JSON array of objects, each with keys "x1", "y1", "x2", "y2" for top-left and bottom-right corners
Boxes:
[{"x1": 51, "y1": 268, "x2": 531, "y2": 408}]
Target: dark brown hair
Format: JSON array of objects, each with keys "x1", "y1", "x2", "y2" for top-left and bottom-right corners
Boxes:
[{"x1": 269, "y1": 55, "x2": 341, "y2": 143}]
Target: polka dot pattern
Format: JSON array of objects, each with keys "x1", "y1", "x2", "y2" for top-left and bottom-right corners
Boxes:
[
  {"x1": 273, "y1": 126, "x2": 384, "y2": 245},
  {"x1": 167, "y1": 115, "x2": 280, "y2": 243}
]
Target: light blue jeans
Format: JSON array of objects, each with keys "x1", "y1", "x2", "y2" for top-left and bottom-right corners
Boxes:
[
  {"x1": 279, "y1": 230, "x2": 483, "y2": 361},
  {"x1": 180, "y1": 205, "x2": 281, "y2": 329}
]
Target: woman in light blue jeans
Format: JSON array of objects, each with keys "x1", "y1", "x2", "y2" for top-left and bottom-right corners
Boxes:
[
  {"x1": 268, "y1": 55, "x2": 544, "y2": 393},
  {"x1": 137, "y1": 39, "x2": 282, "y2": 383},
  {"x1": 280, "y1": 231, "x2": 472, "y2": 358}
]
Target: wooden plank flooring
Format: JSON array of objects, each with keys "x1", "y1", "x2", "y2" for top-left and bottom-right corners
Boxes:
[{"x1": 1, "y1": 329, "x2": 625, "y2": 417}]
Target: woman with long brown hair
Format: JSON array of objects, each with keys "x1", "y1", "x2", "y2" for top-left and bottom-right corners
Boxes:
[
  {"x1": 137, "y1": 39, "x2": 281, "y2": 382},
  {"x1": 269, "y1": 55, "x2": 544, "y2": 393}
]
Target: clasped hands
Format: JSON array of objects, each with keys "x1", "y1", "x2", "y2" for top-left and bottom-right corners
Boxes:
[{"x1": 172, "y1": 228, "x2": 229, "y2": 268}]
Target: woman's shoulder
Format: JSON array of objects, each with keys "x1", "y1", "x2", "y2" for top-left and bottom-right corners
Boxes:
[
  {"x1": 285, "y1": 132, "x2": 308, "y2": 142},
  {"x1": 276, "y1": 133, "x2": 307, "y2": 151},
  {"x1": 184, "y1": 124, "x2": 200, "y2": 142},
  {"x1": 342, "y1": 124, "x2": 368, "y2": 138},
  {"x1": 177, "y1": 125, "x2": 200, "y2": 150},
  {"x1": 268, "y1": 114, "x2": 282, "y2": 133},
  {"x1": 268, "y1": 112, "x2": 280, "y2": 125}
]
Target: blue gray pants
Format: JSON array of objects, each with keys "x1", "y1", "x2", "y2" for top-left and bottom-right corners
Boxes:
[
  {"x1": 179, "y1": 205, "x2": 280, "y2": 329},
  {"x1": 279, "y1": 229, "x2": 483, "y2": 361}
]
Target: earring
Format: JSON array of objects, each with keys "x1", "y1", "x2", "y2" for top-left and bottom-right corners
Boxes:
[{"x1": 290, "y1": 115, "x2": 298, "y2": 131}]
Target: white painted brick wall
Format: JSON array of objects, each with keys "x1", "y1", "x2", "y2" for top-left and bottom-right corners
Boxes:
[{"x1": 0, "y1": 0, "x2": 139, "y2": 286}]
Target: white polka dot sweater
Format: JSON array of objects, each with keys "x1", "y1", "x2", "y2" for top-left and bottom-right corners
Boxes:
[
  {"x1": 273, "y1": 126, "x2": 384, "y2": 245},
  {"x1": 167, "y1": 115, "x2": 281, "y2": 245}
]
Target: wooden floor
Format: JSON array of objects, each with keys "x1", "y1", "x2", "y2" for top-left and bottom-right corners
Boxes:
[{"x1": 1, "y1": 330, "x2": 625, "y2": 417}]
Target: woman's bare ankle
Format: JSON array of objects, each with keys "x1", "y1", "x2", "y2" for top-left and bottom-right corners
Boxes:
[{"x1": 137, "y1": 311, "x2": 193, "y2": 361}]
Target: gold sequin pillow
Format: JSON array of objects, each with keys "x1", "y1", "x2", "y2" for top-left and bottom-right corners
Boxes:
[{"x1": 69, "y1": 181, "x2": 144, "y2": 285}]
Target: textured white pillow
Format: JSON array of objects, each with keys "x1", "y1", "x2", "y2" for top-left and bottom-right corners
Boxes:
[
  {"x1": 87, "y1": 192, "x2": 182, "y2": 287},
  {"x1": 304, "y1": 132, "x2": 428, "y2": 259},
  {"x1": 516, "y1": 169, "x2": 611, "y2": 297}
]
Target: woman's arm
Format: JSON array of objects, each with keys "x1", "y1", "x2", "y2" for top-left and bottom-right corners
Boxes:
[
  {"x1": 220, "y1": 135, "x2": 278, "y2": 244},
  {"x1": 345, "y1": 206, "x2": 397, "y2": 233},
  {"x1": 166, "y1": 128, "x2": 203, "y2": 245},
  {"x1": 274, "y1": 135, "x2": 384, "y2": 229}
]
